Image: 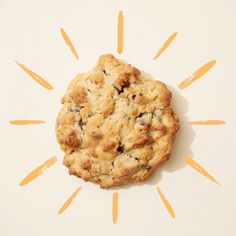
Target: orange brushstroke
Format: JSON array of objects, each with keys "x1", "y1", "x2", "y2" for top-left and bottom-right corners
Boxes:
[
  {"x1": 60, "y1": 28, "x2": 79, "y2": 60},
  {"x1": 19, "y1": 156, "x2": 57, "y2": 186},
  {"x1": 15, "y1": 61, "x2": 53, "y2": 90},
  {"x1": 157, "y1": 187, "x2": 175, "y2": 219},
  {"x1": 112, "y1": 192, "x2": 118, "y2": 224},
  {"x1": 190, "y1": 120, "x2": 225, "y2": 125},
  {"x1": 117, "y1": 10, "x2": 123, "y2": 54},
  {"x1": 58, "y1": 187, "x2": 82, "y2": 214},
  {"x1": 182, "y1": 156, "x2": 220, "y2": 185},
  {"x1": 10, "y1": 120, "x2": 45, "y2": 125},
  {"x1": 153, "y1": 32, "x2": 177, "y2": 60},
  {"x1": 178, "y1": 60, "x2": 216, "y2": 89}
]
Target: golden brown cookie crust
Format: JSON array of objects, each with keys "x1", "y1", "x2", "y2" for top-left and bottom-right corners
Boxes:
[{"x1": 56, "y1": 54, "x2": 179, "y2": 188}]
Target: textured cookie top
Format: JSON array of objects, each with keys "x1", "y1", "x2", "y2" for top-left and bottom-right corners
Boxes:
[{"x1": 56, "y1": 54, "x2": 179, "y2": 188}]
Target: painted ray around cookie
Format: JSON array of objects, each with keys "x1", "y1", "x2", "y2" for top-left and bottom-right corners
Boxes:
[
  {"x1": 190, "y1": 120, "x2": 225, "y2": 125},
  {"x1": 157, "y1": 187, "x2": 175, "y2": 218},
  {"x1": 153, "y1": 32, "x2": 178, "y2": 60},
  {"x1": 182, "y1": 156, "x2": 220, "y2": 185},
  {"x1": 112, "y1": 192, "x2": 119, "y2": 224},
  {"x1": 19, "y1": 157, "x2": 57, "y2": 186},
  {"x1": 60, "y1": 28, "x2": 79, "y2": 60},
  {"x1": 178, "y1": 60, "x2": 216, "y2": 89},
  {"x1": 10, "y1": 120, "x2": 45, "y2": 125},
  {"x1": 15, "y1": 61, "x2": 53, "y2": 90},
  {"x1": 117, "y1": 10, "x2": 123, "y2": 54},
  {"x1": 58, "y1": 187, "x2": 82, "y2": 214}
]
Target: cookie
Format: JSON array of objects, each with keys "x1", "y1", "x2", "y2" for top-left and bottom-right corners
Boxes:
[{"x1": 56, "y1": 54, "x2": 179, "y2": 188}]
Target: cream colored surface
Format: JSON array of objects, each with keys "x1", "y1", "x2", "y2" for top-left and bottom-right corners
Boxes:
[{"x1": 0, "y1": 0, "x2": 236, "y2": 235}]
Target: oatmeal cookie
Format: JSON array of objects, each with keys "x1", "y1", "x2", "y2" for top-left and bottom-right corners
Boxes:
[{"x1": 56, "y1": 54, "x2": 179, "y2": 188}]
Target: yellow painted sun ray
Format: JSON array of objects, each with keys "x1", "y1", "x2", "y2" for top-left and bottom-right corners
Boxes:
[
  {"x1": 58, "y1": 187, "x2": 82, "y2": 214},
  {"x1": 117, "y1": 10, "x2": 123, "y2": 54},
  {"x1": 60, "y1": 27, "x2": 79, "y2": 60},
  {"x1": 15, "y1": 61, "x2": 53, "y2": 90},
  {"x1": 153, "y1": 32, "x2": 177, "y2": 60},
  {"x1": 182, "y1": 156, "x2": 220, "y2": 185},
  {"x1": 190, "y1": 120, "x2": 225, "y2": 125},
  {"x1": 178, "y1": 60, "x2": 216, "y2": 89},
  {"x1": 112, "y1": 192, "x2": 119, "y2": 224},
  {"x1": 10, "y1": 120, "x2": 45, "y2": 125},
  {"x1": 19, "y1": 156, "x2": 57, "y2": 186},
  {"x1": 157, "y1": 187, "x2": 175, "y2": 219}
]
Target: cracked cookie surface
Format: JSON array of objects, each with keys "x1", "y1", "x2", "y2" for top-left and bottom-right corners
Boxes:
[{"x1": 56, "y1": 54, "x2": 179, "y2": 188}]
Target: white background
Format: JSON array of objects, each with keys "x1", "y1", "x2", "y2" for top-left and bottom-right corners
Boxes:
[{"x1": 0, "y1": 0, "x2": 236, "y2": 235}]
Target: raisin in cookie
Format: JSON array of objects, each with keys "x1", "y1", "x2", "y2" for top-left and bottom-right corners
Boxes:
[{"x1": 56, "y1": 54, "x2": 179, "y2": 188}]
